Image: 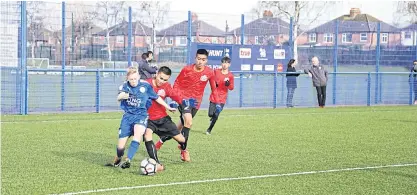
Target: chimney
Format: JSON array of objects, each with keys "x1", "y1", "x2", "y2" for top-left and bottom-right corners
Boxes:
[
  {"x1": 349, "y1": 8, "x2": 361, "y2": 18},
  {"x1": 263, "y1": 10, "x2": 273, "y2": 18},
  {"x1": 191, "y1": 12, "x2": 198, "y2": 22}
]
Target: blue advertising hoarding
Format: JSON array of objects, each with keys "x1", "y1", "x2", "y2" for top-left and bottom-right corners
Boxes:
[{"x1": 190, "y1": 43, "x2": 290, "y2": 72}]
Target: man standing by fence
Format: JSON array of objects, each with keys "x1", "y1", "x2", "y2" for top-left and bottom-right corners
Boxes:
[{"x1": 305, "y1": 56, "x2": 328, "y2": 108}]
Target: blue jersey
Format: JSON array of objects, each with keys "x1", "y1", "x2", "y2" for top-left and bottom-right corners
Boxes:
[{"x1": 119, "y1": 80, "x2": 159, "y2": 115}]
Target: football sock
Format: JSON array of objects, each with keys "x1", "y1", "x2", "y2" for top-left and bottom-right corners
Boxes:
[
  {"x1": 207, "y1": 116, "x2": 218, "y2": 132},
  {"x1": 127, "y1": 140, "x2": 140, "y2": 160},
  {"x1": 145, "y1": 141, "x2": 159, "y2": 163},
  {"x1": 181, "y1": 127, "x2": 190, "y2": 149},
  {"x1": 116, "y1": 147, "x2": 124, "y2": 158}
]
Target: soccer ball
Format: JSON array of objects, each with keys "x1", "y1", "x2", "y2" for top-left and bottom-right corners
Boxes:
[{"x1": 140, "y1": 158, "x2": 157, "y2": 176}]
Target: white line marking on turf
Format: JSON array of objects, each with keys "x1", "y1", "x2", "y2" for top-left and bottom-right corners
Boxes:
[
  {"x1": 3, "y1": 109, "x2": 413, "y2": 124},
  {"x1": 50, "y1": 163, "x2": 417, "y2": 195}
]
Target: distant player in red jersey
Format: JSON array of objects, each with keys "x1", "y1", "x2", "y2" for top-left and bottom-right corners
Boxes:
[
  {"x1": 206, "y1": 56, "x2": 234, "y2": 135},
  {"x1": 143, "y1": 66, "x2": 191, "y2": 165},
  {"x1": 155, "y1": 49, "x2": 219, "y2": 162}
]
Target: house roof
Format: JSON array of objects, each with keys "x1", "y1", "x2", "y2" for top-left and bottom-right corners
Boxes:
[
  {"x1": 157, "y1": 20, "x2": 225, "y2": 37},
  {"x1": 228, "y1": 17, "x2": 296, "y2": 36},
  {"x1": 307, "y1": 14, "x2": 400, "y2": 33},
  {"x1": 94, "y1": 21, "x2": 154, "y2": 36},
  {"x1": 55, "y1": 22, "x2": 103, "y2": 36},
  {"x1": 402, "y1": 23, "x2": 417, "y2": 31}
]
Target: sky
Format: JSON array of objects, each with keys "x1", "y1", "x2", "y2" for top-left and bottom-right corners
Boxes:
[{"x1": 1, "y1": 0, "x2": 407, "y2": 31}]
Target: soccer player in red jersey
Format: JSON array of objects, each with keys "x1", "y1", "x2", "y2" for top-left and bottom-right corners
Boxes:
[
  {"x1": 143, "y1": 66, "x2": 191, "y2": 165},
  {"x1": 206, "y1": 56, "x2": 234, "y2": 135},
  {"x1": 155, "y1": 49, "x2": 219, "y2": 162}
]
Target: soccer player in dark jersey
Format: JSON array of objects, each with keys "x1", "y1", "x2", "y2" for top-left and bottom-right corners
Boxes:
[
  {"x1": 154, "y1": 49, "x2": 220, "y2": 162},
  {"x1": 143, "y1": 66, "x2": 192, "y2": 164},
  {"x1": 206, "y1": 56, "x2": 234, "y2": 135},
  {"x1": 106, "y1": 67, "x2": 175, "y2": 169}
]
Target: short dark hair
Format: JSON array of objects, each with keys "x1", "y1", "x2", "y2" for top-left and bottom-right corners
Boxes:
[
  {"x1": 196, "y1": 49, "x2": 208, "y2": 57},
  {"x1": 147, "y1": 51, "x2": 153, "y2": 55},
  {"x1": 158, "y1": 66, "x2": 171, "y2": 76},
  {"x1": 413, "y1": 60, "x2": 417, "y2": 64},
  {"x1": 221, "y1": 56, "x2": 231, "y2": 63},
  {"x1": 141, "y1": 53, "x2": 149, "y2": 60}
]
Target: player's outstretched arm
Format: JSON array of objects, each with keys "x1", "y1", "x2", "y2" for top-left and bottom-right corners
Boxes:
[{"x1": 155, "y1": 97, "x2": 176, "y2": 112}]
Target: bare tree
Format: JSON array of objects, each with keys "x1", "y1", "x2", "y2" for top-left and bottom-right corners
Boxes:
[
  {"x1": 95, "y1": 1, "x2": 126, "y2": 61},
  {"x1": 27, "y1": 1, "x2": 46, "y2": 60},
  {"x1": 395, "y1": 1, "x2": 417, "y2": 24},
  {"x1": 67, "y1": 3, "x2": 97, "y2": 62},
  {"x1": 257, "y1": 1, "x2": 334, "y2": 62},
  {"x1": 137, "y1": 1, "x2": 171, "y2": 52}
]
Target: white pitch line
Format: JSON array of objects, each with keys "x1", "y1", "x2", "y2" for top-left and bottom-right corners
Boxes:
[
  {"x1": 2, "y1": 109, "x2": 413, "y2": 124},
  {"x1": 50, "y1": 163, "x2": 417, "y2": 195}
]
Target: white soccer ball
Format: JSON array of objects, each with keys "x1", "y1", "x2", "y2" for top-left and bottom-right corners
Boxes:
[{"x1": 140, "y1": 158, "x2": 157, "y2": 176}]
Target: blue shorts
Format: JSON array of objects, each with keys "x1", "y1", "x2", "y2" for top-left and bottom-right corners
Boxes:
[{"x1": 118, "y1": 113, "x2": 148, "y2": 138}]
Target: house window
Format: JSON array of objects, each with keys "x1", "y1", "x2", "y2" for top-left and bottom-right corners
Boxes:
[
  {"x1": 360, "y1": 33, "x2": 367, "y2": 42},
  {"x1": 226, "y1": 36, "x2": 233, "y2": 44},
  {"x1": 93, "y1": 36, "x2": 100, "y2": 43},
  {"x1": 165, "y1": 37, "x2": 173, "y2": 45},
  {"x1": 191, "y1": 36, "x2": 197, "y2": 42},
  {"x1": 212, "y1": 37, "x2": 218, "y2": 44},
  {"x1": 308, "y1": 33, "x2": 316, "y2": 42},
  {"x1": 116, "y1": 36, "x2": 124, "y2": 44},
  {"x1": 255, "y1": 36, "x2": 264, "y2": 44},
  {"x1": 175, "y1": 36, "x2": 187, "y2": 46},
  {"x1": 381, "y1": 33, "x2": 388, "y2": 43},
  {"x1": 146, "y1": 37, "x2": 151, "y2": 44},
  {"x1": 405, "y1": 31, "x2": 412, "y2": 39},
  {"x1": 323, "y1": 33, "x2": 333, "y2": 43},
  {"x1": 342, "y1": 33, "x2": 352, "y2": 43}
]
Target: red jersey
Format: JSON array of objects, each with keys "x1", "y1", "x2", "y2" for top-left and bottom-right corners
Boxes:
[
  {"x1": 173, "y1": 64, "x2": 218, "y2": 109},
  {"x1": 210, "y1": 69, "x2": 234, "y2": 104},
  {"x1": 146, "y1": 78, "x2": 183, "y2": 121}
]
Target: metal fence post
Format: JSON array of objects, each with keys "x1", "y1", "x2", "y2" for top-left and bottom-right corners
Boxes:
[
  {"x1": 240, "y1": 14, "x2": 244, "y2": 45},
  {"x1": 187, "y1": 11, "x2": 192, "y2": 64},
  {"x1": 61, "y1": 1, "x2": 66, "y2": 111},
  {"x1": 375, "y1": 22, "x2": 381, "y2": 104},
  {"x1": 273, "y1": 72, "x2": 277, "y2": 108},
  {"x1": 289, "y1": 17, "x2": 293, "y2": 59},
  {"x1": 128, "y1": 7, "x2": 132, "y2": 67},
  {"x1": 410, "y1": 73, "x2": 415, "y2": 105},
  {"x1": 239, "y1": 73, "x2": 243, "y2": 107},
  {"x1": 20, "y1": 1, "x2": 28, "y2": 115},
  {"x1": 96, "y1": 70, "x2": 100, "y2": 113},
  {"x1": 333, "y1": 20, "x2": 339, "y2": 105},
  {"x1": 367, "y1": 72, "x2": 371, "y2": 106}
]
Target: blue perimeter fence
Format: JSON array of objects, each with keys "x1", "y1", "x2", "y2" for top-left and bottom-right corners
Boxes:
[{"x1": 1, "y1": 67, "x2": 416, "y2": 114}]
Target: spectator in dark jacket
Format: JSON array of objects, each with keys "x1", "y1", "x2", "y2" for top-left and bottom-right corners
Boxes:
[
  {"x1": 286, "y1": 59, "x2": 300, "y2": 108},
  {"x1": 304, "y1": 56, "x2": 328, "y2": 108},
  {"x1": 138, "y1": 52, "x2": 157, "y2": 79},
  {"x1": 410, "y1": 60, "x2": 417, "y2": 105}
]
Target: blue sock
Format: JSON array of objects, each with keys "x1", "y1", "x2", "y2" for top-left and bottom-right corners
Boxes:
[
  {"x1": 127, "y1": 140, "x2": 140, "y2": 160},
  {"x1": 116, "y1": 147, "x2": 124, "y2": 158}
]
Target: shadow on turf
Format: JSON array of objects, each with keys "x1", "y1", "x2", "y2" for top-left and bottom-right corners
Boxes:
[
  {"x1": 364, "y1": 168, "x2": 417, "y2": 180},
  {"x1": 52, "y1": 150, "x2": 115, "y2": 166}
]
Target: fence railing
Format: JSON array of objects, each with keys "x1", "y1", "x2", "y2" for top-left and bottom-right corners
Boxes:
[{"x1": 1, "y1": 68, "x2": 415, "y2": 114}]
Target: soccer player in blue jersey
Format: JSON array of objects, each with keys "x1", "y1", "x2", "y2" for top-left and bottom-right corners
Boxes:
[{"x1": 106, "y1": 67, "x2": 176, "y2": 170}]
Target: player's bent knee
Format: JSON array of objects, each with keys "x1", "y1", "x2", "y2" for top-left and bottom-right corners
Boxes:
[{"x1": 173, "y1": 134, "x2": 185, "y2": 143}]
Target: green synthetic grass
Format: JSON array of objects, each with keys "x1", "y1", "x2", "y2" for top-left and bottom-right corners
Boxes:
[{"x1": 1, "y1": 106, "x2": 417, "y2": 195}]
